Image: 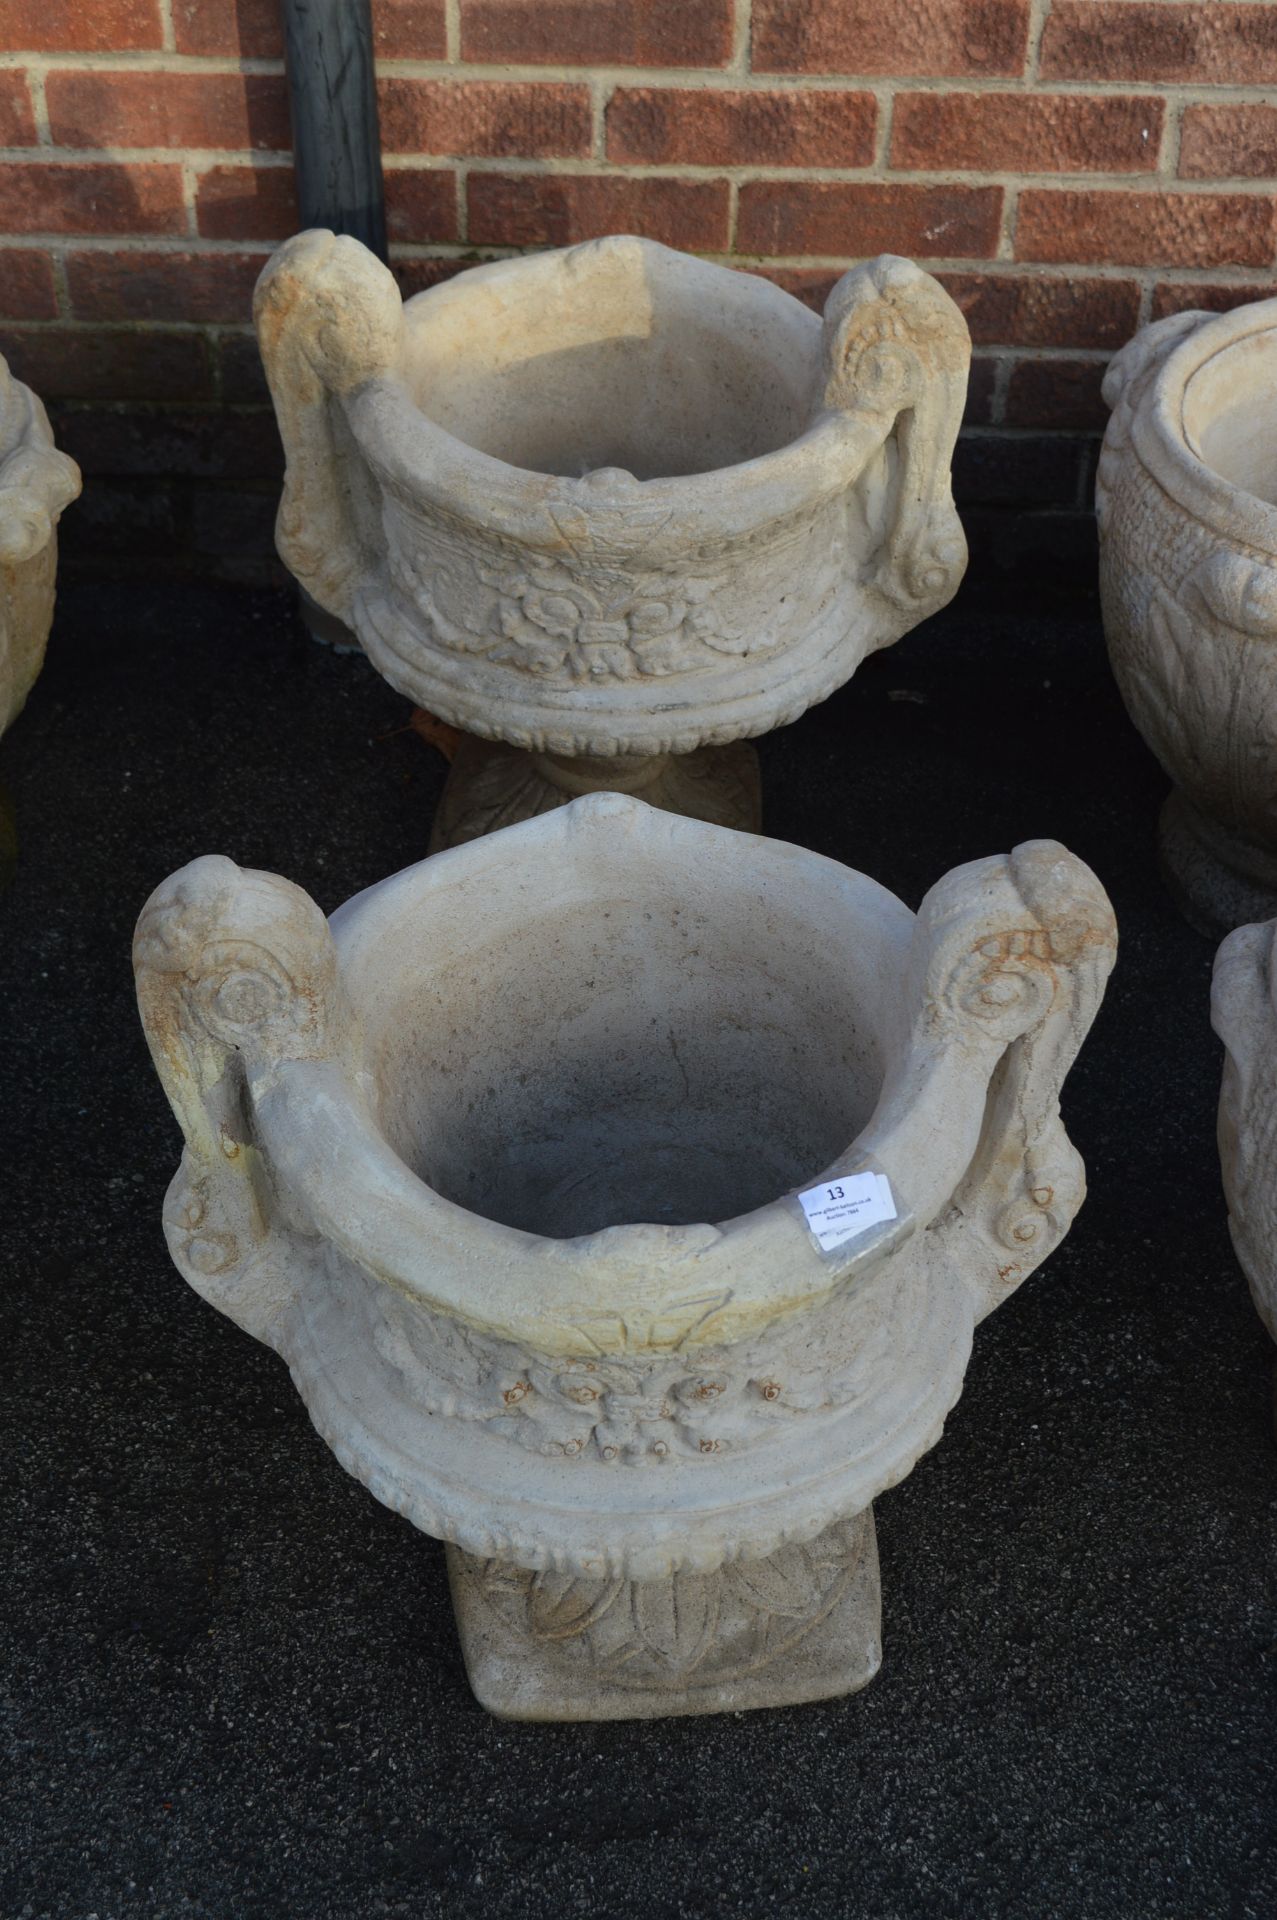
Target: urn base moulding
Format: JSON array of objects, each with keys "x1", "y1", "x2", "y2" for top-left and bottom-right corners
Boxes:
[
  {"x1": 1099, "y1": 298, "x2": 1277, "y2": 937},
  {"x1": 255, "y1": 229, "x2": 970, "y2": 848},
  {"x1": 134, "y1": 795, "x2": 1115, "y2": 1721},
  {"x1": 446, "y1": 1509, "x2": 881, "y2": 1721}
]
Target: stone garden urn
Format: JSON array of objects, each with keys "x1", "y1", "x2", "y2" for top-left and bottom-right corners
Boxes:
[
  {"x1": 0, "y1": 348, "x2": 80, "y2": 739},
  {"x1": 1099, "y1": 297, "x2": 1277, "y2": 935},
  {"x1": 135, "y1": 794, "x2": 1115, "y2": 1720},
  {"x1": 255, "y1": 230, "x2": 970, "y2": 848},
  {"x1": 1212, "y1": 913, "x2": 1277, "y2": 1413},
  {"x1": 0, "y1": 349, "x2": 80, "y2": 876}
]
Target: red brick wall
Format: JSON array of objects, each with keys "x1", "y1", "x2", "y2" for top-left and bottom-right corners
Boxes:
[{"x1": 1, "y1": 0, "x2": 1275, "y2": 577}]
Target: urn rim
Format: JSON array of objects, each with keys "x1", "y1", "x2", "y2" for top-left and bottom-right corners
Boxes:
[
  {"x1": 258, "y1": 793, "x2": 931, "y2": 1360},
  {"x1": 1131, "y1": 295, "x2": 1277, "y2": 552}
]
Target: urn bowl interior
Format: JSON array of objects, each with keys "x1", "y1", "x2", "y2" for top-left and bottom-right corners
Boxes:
[
  {"x1": 1183, "y1": 328, "x2": 1277, "y2": 509},
  {"x1": 340, "y1": 808, "x2": 904, "y2": 1241},
  {"x1": 401, "y1": 236, "x2": 821, "y2": 483}
]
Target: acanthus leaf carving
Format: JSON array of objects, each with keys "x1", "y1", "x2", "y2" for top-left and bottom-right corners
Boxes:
[{"x1": 459, "y1": 1512, "x2": 874, "y2": 1693}]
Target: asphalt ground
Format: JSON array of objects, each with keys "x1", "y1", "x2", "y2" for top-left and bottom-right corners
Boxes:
[{"x1": 1, "y1": 569, "x2": 1274, "y2": 1919}]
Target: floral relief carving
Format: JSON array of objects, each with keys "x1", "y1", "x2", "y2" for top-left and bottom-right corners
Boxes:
[
  {"x1": 380, "y1": 491, "x2": 842, "y2": 691},
  {"x1": 366, "y1": 1248, "x2": 912, "y2": 1467},
  {"x1": 1129, "y1": 576, "x2": 1277, "y2": 840},
  {"x1": 462, "y1": 1512, "x2": 872, "y2": 1690}
]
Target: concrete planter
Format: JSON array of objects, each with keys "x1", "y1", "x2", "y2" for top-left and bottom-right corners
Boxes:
[
  {"x1": 0, "y1": 351, "x2": 80, "y2": 741},
  {"x1": 1213, "y1": 914, "x2": 1277, "y2": 1410},
  {"x1": 135, "y1": 795, "x2": 1114, "y2": 1720},
  {"x1": 1100, "y1": 299, "x2": 1277, "y2": 935},
  {"x1": 256, "y1": 231, "x2": 969, "y2": 847}
]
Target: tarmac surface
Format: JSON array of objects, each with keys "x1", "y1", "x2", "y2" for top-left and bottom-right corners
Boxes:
[{"x1": 1, "y1": 570, "x2": 1274, "y2": 1919}]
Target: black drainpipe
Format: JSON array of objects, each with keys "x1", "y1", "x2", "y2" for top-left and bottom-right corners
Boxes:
[
  {"x1": 279, "y1": 0, "x2": 388, "y2": 261},
  {"x1": 277, "y1": 0, "x2": 387, "y2": 645}
]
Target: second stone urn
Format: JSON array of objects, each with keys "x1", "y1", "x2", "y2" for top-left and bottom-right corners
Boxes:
[
  {"x1": 0, "y1": 350, "x2": 80, "y2": 743},
  {"x1": 255, "y1": 231, "x2": 970, "y2": 847},
  {"x1": 135, "y1": 795, "x2": 1114, "y2": 1720},
  {"x1": 1099, "y1": 296, "x2": 1277, "y2": 935},
  {"x1": 1212, "y1": 913, "x2": 1277, "y2": 1413}
]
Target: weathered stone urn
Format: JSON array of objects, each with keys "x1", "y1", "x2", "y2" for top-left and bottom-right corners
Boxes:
[
  {"x1": 1212, "y1": 913, "x2": 1277, "y2": 1413},
  {"x1": 1099, "y1": 298, "x2": 1277, "y2": 935},
  {"x1": 135, "y1": 795, "x2": 1114, "y2": 1720},
  {"x1": 0, "y1": 349, "x2": 80, "y2": 740},
  {"x1": 255, "y1": 230, "x2": 970, "y2": 847}
]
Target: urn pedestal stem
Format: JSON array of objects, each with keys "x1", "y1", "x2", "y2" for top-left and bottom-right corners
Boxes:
[
  {"x1": 428, "y1": 737, "x2": 762, "y2": 850},
  {"x1": 446, "y1": 1509, "x2": 881, "y2": 1723},
  {"x1": 1159, "y1": 791, "x2": 1277, "y2": 942}
]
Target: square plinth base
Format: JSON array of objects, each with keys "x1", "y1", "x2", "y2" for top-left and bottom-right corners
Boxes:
[{"x1": 446, "y1": 1508, "x2": 881, "y2": 1723}]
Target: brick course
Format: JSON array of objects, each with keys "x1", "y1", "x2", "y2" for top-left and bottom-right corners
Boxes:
[
  {"x1": 379, "y1": 79, "x2": 592, "y2": 159},
  {"x1": 1041, "y1": 2, "x2": 1277, "y2": 84},
  {"x1": 607, "y1": 87, "x2": 876, "y2": 169},
  {"x1": 468, "y1": 172, "x2": 729, "y2": 250},
  {"x1": 891, "y1": 91, "x2": 1162, "y2": 173},
  {"x1": 738, "y1": 181, "x2": 1004, "y2": 260},
  {"x1": 1179, "y1": 103, "x2": 1277, "y2": 180},
  {"x1": 752, "y1": 0, "x2": 1031, "y2": 77},
  {"x1": 460, "y1": 0, "x2": 734, "y2": 68},
  {"x1": 1, "y1": 0, "x2": 1273, "y2": 580}
]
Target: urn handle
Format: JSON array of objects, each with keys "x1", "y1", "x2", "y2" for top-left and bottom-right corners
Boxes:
[
  {"x1": 134, "y1": 856, "x2": 349, "y2": 1341},
  {"x1": 254, "y1": 228, "x2": 404, "y2": 624},
  {"x1": 0, "y1": 356, "x2": 80, "y2": 563},
  {"x1": 819, "y1": 256, "x2": 970, "y2": 615},
  {"x1": 863, "y1": 841, "x2": 1117, "y2": 1322},
  {"x1": 1186, "y1": 548, "x2": 1277, "y2": 640}
]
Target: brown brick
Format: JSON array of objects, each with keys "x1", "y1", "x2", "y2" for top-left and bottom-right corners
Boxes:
[
  {"x1": 964, "y1": 356, "x2": 997, "y2": 426},
  {"x1": 52, "y1": 406, "x2": 283, "y2": 480},
  {"x1": 393, "y1": 257, "x2": 470, "y2": 300},
  {"x1": 1150, "y1": 280, "x2": 1275, "y2": 321},
  {"x1": 385, "y1": 170, "x2": 459, "y2": 244},
  {"x1": 0, "y1": 163, "x2": 185, "y2": 235},
  {"x1": 196, "y1": 165, "x2": 298, "y2": 241},
  {"x1": 0, "y1": 0, "x2": 160, "y2": 51},
  {"x1": 58, "y1": 476, "x2": 185, "y2": 565},
  {"x1": 0, "y1": 248, "x2": 56, "y2": 319},
  {"x1": 1042, "y1": 2, "x2": 1277, "y2": 83},
  {"x1": 67, "y1": 250, "x2": 265, "y2": 325},
  {"x1": 737, "y1": 181, "x2": 1003, "y2": 260},
  {"x1": 1017, "y1": 189, "x2": 1276, "y2": 269},
  {"x1": 379, "y1": 80, "x2": 591, "y2": 159},
  {"x1": 937, "y1": 271, "x2": 1141, "y2": 349},
  {"x1": 460, "y1": 0, "x2": 734, "y2": 67},
  {"x1": 1004, "y1": 357, "x2": 1108, "y2": 430},
  {"x1": 468, "y1": 172, "x2": 729, "y2": 251},
  {"x1": 373, "y1": 0, "x2": 447, "y2": 56},
  {"x1": 1180, "y1": 104, "x2": 1277, "y2": 180},
  {"x1": 952, "y1": 432, "x2": 1085, "y2": 506},
  {"x1": 216, "y1": 331, "x2": 269, "y2": 404},
  {"x1": 891, "y1": 90, "x2": 1160, "y2": 173},
  {"x1": 46, "y1": 72, "x2": 290, "y2": 153},
  {"x1": 754, "y1": 266, "x2": 842, "y2": 312},
  {"x1": 191, "y1": 486, "x2": 278, "y2": 562},
  {"x1": 172, "y1": 0, "x2": 280, "y2": 56},
  {"x1": 607, "y1": 86, "x2": 875, "y2": 169},
  {"x1": 0, "y1": 326, "x2": 211, "y2": 403},
  {"x1": 0, "y1": 71, "x2": 35, "y2": 144},
  {"x1": 753, "y1": 0, "x2": 1029, "y2": 77}
]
